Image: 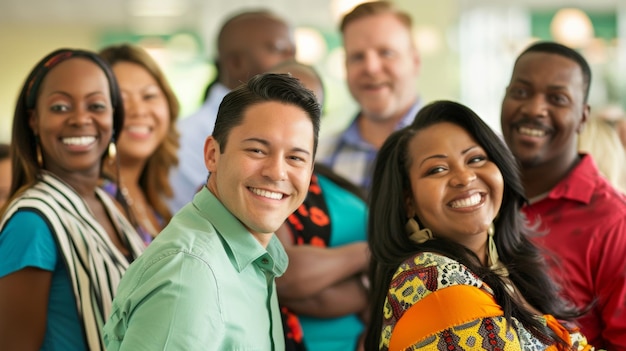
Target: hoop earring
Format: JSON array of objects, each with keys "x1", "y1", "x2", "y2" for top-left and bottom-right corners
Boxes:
[
  {"x1": 487, "y1": 223, "x2": 509, "y2": 277},
  {"x1": 405, "y1": 218, "x2": 433, "y2": 244},
  {"x1": 108, "y1": 142, "x2": 117, "y2": 160},
  {"x1": 36, "y1": 141, "x2": 43, "y2": 168}
]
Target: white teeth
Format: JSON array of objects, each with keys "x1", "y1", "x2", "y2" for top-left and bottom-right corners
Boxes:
[
  {"x1": 62, "y1": 136, "x2": 96, "y2": 146},
  {"x1": 450, "y1": 193, "x2": 482, "y2": 208},
  {"x1": 250, "y1": 188, "x2": 283, "y2": 200},
  {"x1": 518, "y1": 127, "x2": 545, "y2": 137},
  {"x1": 126, "y1": 125, "x2": 150, "y2": 134}
]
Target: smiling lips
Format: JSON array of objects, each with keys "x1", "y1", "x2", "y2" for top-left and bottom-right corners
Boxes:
[
  {"x1": 449, "y1": 193, "x2": 483, "y2": 209},
  {"x1": 250, "y1": 187, "x2": 284, "y2": 200},
  {"x1": 124, "y1": 125, "x2": 152, "y2": 138}
]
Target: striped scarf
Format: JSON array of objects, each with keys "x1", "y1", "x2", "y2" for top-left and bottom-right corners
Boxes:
[{"x1": 0, "y1": 172, "x2": 145, "y2": 350}]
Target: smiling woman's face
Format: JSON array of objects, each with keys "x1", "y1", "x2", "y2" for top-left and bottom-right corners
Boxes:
[
  {"x1": 112, "y1": 61, "x2": 170, "y2": 164},
  {"x1": 405, "y1": 122, "x2": 503, "y2": 250},
  {"x1": 29, "y1": 57, "x2": 113, "y2": 178}
]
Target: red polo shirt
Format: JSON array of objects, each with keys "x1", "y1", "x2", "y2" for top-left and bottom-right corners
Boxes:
[{"x1": 524, "y1": 154, "x2": 626, "y2": 351}]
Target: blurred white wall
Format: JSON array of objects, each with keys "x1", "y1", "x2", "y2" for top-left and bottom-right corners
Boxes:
[{"x1": 0, "y1": 0, "x2": 623, "y2": 143}]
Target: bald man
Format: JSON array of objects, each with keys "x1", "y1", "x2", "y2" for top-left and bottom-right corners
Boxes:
[{"x1": 168, "y1": 10, "x2": 296, "y2": 212}]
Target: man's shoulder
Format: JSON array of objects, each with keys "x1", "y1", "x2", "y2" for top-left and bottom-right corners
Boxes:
[
  {"x1": 177, "y1": 102, "x2": 217, "y2": 133},
  {"x1": 577, "y1": 156, "x2": 626, "y2": 210},
  {"x1": 131, "y1": 208, "x2": 225, "y2": 266}
]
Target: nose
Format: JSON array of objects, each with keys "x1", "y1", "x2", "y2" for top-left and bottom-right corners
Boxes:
[
  {"x1": 124, "y1": 96, "x2": 147, "y2": 118},
  {"x1": 281, "y1": 46, "x2": 296, "y2": 60},
  {"x1": 363, "y1": 52, "x2": 383, "y2": 74},
  {"x1": 449, "y1": 166, "x2": 476, "y2": 188},
  {"x1": 520, "y1": 94, "x2": 549, "y2": 118},
  {"x1": 262, "y1": 155, "x2": 287, "y2": 181},
  {"x1": 69, "y1": 106, "x2": 93, "y2": 126}
]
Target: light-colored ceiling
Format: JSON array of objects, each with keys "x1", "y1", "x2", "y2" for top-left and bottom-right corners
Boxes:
[
  {"x1": 0, "y1": 0, "x2": 337, "y2": 30},
  {"x1": 1, "y1": 0, "x2": 622, "y2": 28}
]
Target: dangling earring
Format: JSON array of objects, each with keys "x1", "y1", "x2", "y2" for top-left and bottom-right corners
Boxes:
[
  {"x1": 108, "y1": 142, "x2": 117, "y2": 161},
  {"x1": 35, "y1": 140, "x2": 43, "y2": 168},
  {"x1": 405, "y1": 218, "x2": 433, "y2": 244},
  {"x1": 487, "y1": 223, "x2": 509, "y2": 277}
]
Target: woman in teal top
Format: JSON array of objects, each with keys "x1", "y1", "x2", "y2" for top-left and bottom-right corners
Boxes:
[
  {"x1": 269, "y1": 60, "x2": 370, "y2": 351},
  {"x1": 277, "y1": 163, "x2": 369, "y2": 351},
  {"x1": 0, "y1": 48, "x2": 145, "y2": 351}
]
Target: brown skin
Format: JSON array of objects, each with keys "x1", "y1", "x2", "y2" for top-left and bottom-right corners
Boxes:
[
  {"x1": 275, "y1": 225, "x2": 368, "y2": 301},
  {"x1": 219, "y1": 14, "x2": 295, "y2": 89},
  {"x1": 405, "y1": 123, "x2": 504, "y2": 265},
  {"x1": 0, "y1": 268, "x2": 51, "y2": 351},
  {"x1": 276, "y1": 225, "x2": 368, "y2": 351},
  {"x1": 0, "y1": 58, "x2": 130, "y2": 350},
  {"x1": 0, "y1": 158, "x2": 10, "y2": 207},
  {"x1": 500, "y1": 52, "x2": 589, "y2": 198}
]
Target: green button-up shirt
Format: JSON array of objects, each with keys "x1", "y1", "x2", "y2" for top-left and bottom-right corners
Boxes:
[{"x1": 103, "y1": 187, "x2": 288, "y2": 350}]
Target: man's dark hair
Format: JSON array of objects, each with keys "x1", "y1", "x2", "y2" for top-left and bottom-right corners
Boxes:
[{"x1": 212, "y1": 73, "x2": 321, "y2": 157}]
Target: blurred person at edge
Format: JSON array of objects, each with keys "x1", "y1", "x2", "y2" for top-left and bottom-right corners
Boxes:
[
  {"x1": 592, "y1": 104, "x2": 626, "y2": 149},
  {"x1": 501, "y1": 41, "x2": 626, "y2": 350},
  {"x1": 99, "y1": 43, "x2": 180, "y2": 245},
  {"x1": 168, "y1": 9, "x2": 296, "y2": 212},
  {"x1": 270, "y1": 60, "x2": 370, "y2": 351},
  {"x1": 0, "y1": 48, "x2": 144, "y2": 351},
  {"x1": 318, "y1": 0, "x2": 422, "y2": 195},
  {"x1": 578, "y1": 107, "x2": 626, "y2": 194},
  {"x1": 0, "y1": 143, "x2": 11, "y2": 207}
]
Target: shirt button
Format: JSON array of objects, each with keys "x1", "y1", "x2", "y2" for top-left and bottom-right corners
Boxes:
[{"x1": 261, "y1": 258, "x2": 269, "y2": 265}]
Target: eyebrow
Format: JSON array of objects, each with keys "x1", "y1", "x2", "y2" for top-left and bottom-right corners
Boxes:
[
  {"x1": 46, "y1": 91, "x2": 107, "y2": 99},
  {"x1": 243, "y1": 137, "x2": 311, "y2": 156},
  {"x1": 513, "y1": 78, "x2": 569, "y2": 91},
  {"x1": 418, "y1": 145, "x2": 479, "y2": 167}
]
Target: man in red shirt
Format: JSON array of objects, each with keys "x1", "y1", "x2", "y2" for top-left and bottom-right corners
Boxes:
[{"x1": 501, "y1": 41, "x2": 626, "y2": 350}]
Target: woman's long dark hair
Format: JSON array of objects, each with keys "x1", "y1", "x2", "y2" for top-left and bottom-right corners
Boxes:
[{"x1": 365, "y1": 100, "x2": 580, "y2": 350}]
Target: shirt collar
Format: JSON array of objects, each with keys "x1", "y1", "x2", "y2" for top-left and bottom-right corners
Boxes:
[
  {"x1": 397, "y1": 99, "x2": 422, "y2": 128},
  {"x1": 192, "y1": 187, "x2": 288, "y2": 275},
  {"x1": 546, "y1": 153, "x2": 597, "y2": 204}
]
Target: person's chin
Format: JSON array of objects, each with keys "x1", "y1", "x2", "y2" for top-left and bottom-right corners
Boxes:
[{"x1": 516, "y1": 153, "x2": 544, "y2": 168}]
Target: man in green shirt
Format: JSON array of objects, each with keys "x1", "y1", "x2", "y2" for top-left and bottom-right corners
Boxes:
[{"x1": 103, "y1": 73, "x2": 321, "y2": 350}]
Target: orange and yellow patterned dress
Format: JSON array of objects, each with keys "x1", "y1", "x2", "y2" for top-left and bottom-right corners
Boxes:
[{"x1": 378, "y1": 252, "x2": 593, "y2": 351}]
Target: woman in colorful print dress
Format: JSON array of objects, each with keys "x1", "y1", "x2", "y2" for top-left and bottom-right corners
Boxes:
[{"x1": 365, "y1": 100, "x2": 593, "y2": 351}]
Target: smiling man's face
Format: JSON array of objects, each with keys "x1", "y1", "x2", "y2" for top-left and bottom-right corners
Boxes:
[
  {"x1": 500, "y1": 52, "x2": 588, "y2": 170},
  {"x1": 204, "y1": 101, "x2": 314, "y2": 243}
]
